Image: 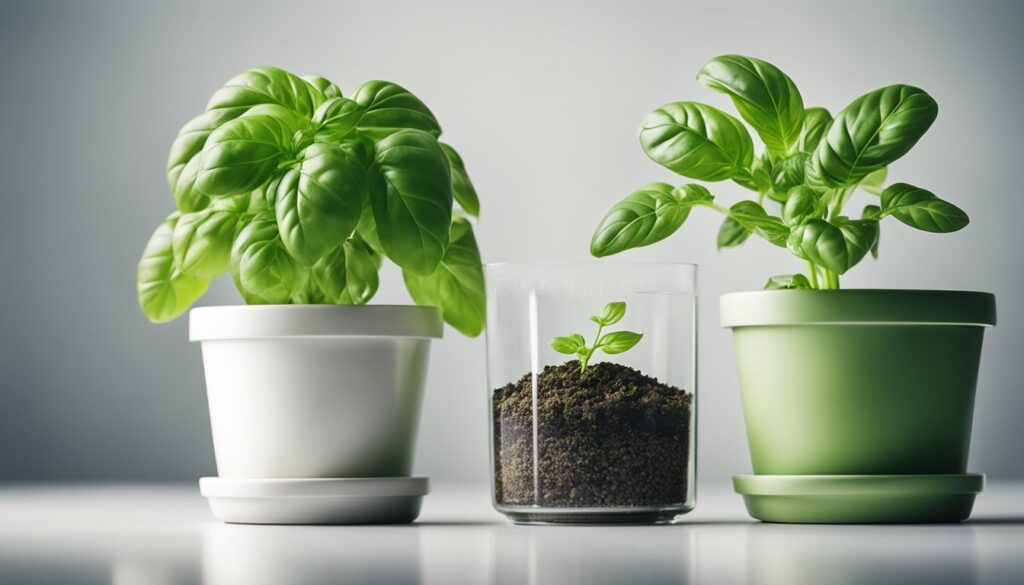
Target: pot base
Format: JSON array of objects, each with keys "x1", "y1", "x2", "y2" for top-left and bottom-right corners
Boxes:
[
  {"x1": 199, "y1": 477, "x2": 429, "y2": 525},
  {"x1": 734, "y1": 474, "x2": 983, "y2": 524},
  {"x1": 498, "y1": 504, "x2": 693, "y2": 525}
]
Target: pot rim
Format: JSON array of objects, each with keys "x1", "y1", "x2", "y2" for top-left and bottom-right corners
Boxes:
[
  {"x1": 732, "y1": 474, "x2": 985, "y2": 496},
  {"x1": 720, "y1": 289, "x2": 996, "y2": 328},
  {"x1": 189, "y1": 304, "x2": 443, "y2": 342}
]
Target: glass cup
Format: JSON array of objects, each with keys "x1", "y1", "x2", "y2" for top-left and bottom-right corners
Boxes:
[{"x1": 485, "y1": 262, "x2": 697, "y2": 524}]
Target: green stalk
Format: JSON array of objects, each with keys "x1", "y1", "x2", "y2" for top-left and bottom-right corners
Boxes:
[
  {"x1": 807, "y1": 261, "x2": 820, "y2": 289},
  {"x1": 704, "y1": 201, "x2": 731, "y2": 215},
  {"x1": 829, "y1": 187, "x2": 854, "y2": 220},
  {"x1": 580, "y1": 322, "x2": 605, "y2": 373},
  {"x1": 824, "y1": 270, "x2": 840, "y2": 290}
]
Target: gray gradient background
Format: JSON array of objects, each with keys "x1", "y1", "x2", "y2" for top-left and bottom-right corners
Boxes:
[{"x1": 1, "y1": 0, "x2": 1021, "y2": 485}]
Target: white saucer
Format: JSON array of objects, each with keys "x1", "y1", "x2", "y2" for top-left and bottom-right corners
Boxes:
[{"x1": 199, "y1": 477, "x2": 430, "y2": 525}]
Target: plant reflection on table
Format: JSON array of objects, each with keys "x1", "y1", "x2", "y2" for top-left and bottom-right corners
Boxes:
[
  {"x1": 202, "y1": 523, "x2": 424, "y2": 585},
  {"x1": 743, "y1": 523, "x2": 979, "y2": 585}
]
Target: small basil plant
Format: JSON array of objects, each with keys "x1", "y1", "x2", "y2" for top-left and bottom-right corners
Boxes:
[
  {"x1": 137, "y1": 67, "x2": 485, "y2": 336},
  {"x1": 590, "y1": 54, "x2": 969, "y2": 290},
  {"x1": 551, "y1": 302, "x2": 643, "y2": 373}
]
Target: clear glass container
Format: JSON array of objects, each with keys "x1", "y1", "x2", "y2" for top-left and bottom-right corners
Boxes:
[{"x1": 485, "y1": 262, "x2": 697, "y2": 524}]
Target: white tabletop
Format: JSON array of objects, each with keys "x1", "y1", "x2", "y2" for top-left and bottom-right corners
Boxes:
[{"x1": 0, "y1": 481, "x2": 1021, "y2": 584}]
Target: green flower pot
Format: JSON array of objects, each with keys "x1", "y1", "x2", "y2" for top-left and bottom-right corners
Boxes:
[{"x1": 721, "y1": 290, "x2": 996, "y2": 523}]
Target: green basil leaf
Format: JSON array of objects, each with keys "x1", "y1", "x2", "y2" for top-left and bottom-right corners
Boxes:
[
  {"x1": 860, "y1": 167, "x2": 888, "y2": 195},
  {"x1": 291, "y1": 276, "x2": 327, "y2": 304},
  {"x1": 551, "y1": 334, "x2": 586, "y2": 354},
  {"x1": 351, "y1": 80, "x2": 442, "y2": 139},
  {"x1": 717, "y1": 216, "x2": 750, "y2": 249},
  {"x1": 229, "y1": 266, "x2": 269, "y2": 304},
  {"x1": 798, "y1": 107, "x2": 832, "y2": 153},
  {"x1": 313, "y1": 97, "x2": 364, "y2": 143},
  {"x1": 351, "y1": 139, "x2": 383, "y2": 255},
  {"x1": 172, "y1": 207, "x2": 240, "y2": 278},
  {"x1": 674, "y1": 183, "x2": 715, "y2": 204},
  {"x1": 197, "y1": 115, "x2": 296, "y2": 196},
  {"x1": 339, "y1": 237, "x2": 381, "y2": 304},
  {"x1": 275, "y1": 142, "x2": 364, "y2": 265},
  {"x1": 788, "y1": 219, "x2": 844, "y2": 272},
  {"x1": 208, "y1": 191, "x2": 259, "y2": 216},
  {"x1": 207, "y1": 67, "x2": 326, "y2": 118},
  {"x1": 355, "y1": 198, "x2": 383, "y2": 254},
  {"x1": 835, "y1": 217, "x2": 879, "y2": 271},
  {"x1": 807, "y1": 85, "x2": 938, "y2": 187},
  {"x1": 178, "y1": 107, "x2": 308, "y2": 208},
  {"x1": 590, "y1": 183, "x2": 693, "y2": 257},
  {"x1": 769, "y1": 152, "x2": 809, "y2": 199},
  {"x1": 368, "y1": 129, "x2": 453, "y2": 275},
  {"x1": 782, "y1": 186, "x2": 822, "y2": 225},
  {"x1": 337, "y1": 134, "x2": 376, "y2": 169},
  {"x1": 880, "y1": 183, "x2": 968, "y2": 233},
  {"x1": 313, "y1": 237, "x2": 381, "y2": 305},
  {"x1": 440, "y1": 143, "x2": 480, "y2": 218},
  {"x1": 137, "y1": 213, "x2": 209, "y2": 323},
  {"x1": 789, "y1": 218, "x2": 878, "y2": 274},
  {"x1": 239, "y1": 103, "x2": 314, "y2": 130},
  {"x1": 231, "y1": 212, "x2": 308, "y2": 303},
  {"x1": 786, "y1": 224, "x2": 808, "y2": 260},
  {"x1": 242, "y1": 185, "x2": 274, "y2": 214},
  {"x1": 310, "y1": 245, "x2": 346, "y2": 303},
  {"x1": 597, "y1": 331, "x2": 643, "y2": 354},
  {"x1": 731, "y1": 168, "x2": 759, "y2": 192},
  {"x1": 402, "y1": 217, "x2": 485, "y2": 337},
  {"x1": 639, "y1": 102, "x2": 754, "y2": 181},
  {"x1": 166, "y1": 108, "x2": 247, "y2": 211},
  {"x1": 170, "y1": 155, "x2": 208, "y2": 213},
  {"x1": 591, "y1": 301, "x2": 626, "y2": 326},
  {"x1": 750, "y1": 153, "x2": 774, "y2": 192},
  {"x1": 765, "y1": 273, "x2": 811, "y2": 290},
  {"x1": 728, "y1": 201, "x2": 789, "y2": 247},
  {"x1": 301, "y1": 74, "x2": 342, "y2": 100},
  {"x1": 697, "y1": 54, "x2": 804, "y2": 155}
]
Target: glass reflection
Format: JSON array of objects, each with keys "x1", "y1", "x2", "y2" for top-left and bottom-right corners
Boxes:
[{"x1": 490, "y1": 525, "x2": 695, "y2": 585}]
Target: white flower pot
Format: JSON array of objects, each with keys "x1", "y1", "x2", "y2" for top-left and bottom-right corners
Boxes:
[{"x1": 190, "y1": 305, "x2": 443, "y2": 479}]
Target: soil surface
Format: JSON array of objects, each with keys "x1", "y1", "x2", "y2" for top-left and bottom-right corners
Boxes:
[{"x1": 493, "y1": 360, "x2": 692, "y2": 508}]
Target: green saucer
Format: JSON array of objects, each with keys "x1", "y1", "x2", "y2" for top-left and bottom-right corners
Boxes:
[{"x1": 733, "y1": 474, "x2": 984, "y2": 524}]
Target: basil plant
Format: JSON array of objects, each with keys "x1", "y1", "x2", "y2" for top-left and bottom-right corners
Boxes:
[
  {"x1": 137, "y1": 67, "x2": 484, "y2": 336},
  {"x1": 591, "y1": 55, "x2": 968, "y2": 289}
]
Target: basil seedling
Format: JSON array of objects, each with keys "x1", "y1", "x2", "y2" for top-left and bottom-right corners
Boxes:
[
  {"x1": 591, "y1": 55, "x2": 969, "y2": 289},
  {"x1": 550, "y1": 302, "x2": 644, "y2": 373}
]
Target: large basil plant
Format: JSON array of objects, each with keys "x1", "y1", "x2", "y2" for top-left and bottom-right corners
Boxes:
[
  {"x1": 137, "y1": 67, "x2": 484, "y2": 336},
  {"x1": 591, "y1": 55, "x2": 968, "y2": 289}
]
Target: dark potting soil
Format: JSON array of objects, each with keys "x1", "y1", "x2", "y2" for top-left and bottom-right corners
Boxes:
[{"x1": 492, "y1": 360, "x2": 692, "y2": 508}]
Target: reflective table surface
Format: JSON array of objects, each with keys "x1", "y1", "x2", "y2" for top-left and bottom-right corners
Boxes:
[{"x1": 1, "y1": 481, "x2": 1021, "y2": 584}]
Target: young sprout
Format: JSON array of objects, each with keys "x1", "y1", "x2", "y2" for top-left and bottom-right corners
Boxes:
[{"x1": 550, "y1": 301, "x2": 643, "y2": 373}]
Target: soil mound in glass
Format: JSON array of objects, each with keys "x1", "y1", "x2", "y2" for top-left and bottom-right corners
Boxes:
[{"x1": 493, "y1": 360, "x2": 692, "y2": 508}]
